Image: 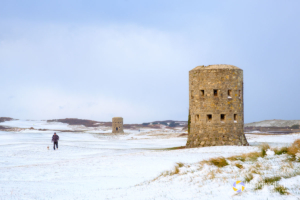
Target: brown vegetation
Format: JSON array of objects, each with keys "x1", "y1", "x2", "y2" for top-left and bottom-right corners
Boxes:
[
  {"x1": 287, "y1": 139, "x2": 300, "y2": 158},
  {"x1": 204, "y1": 157, "x2": 229, "y2": 168}
]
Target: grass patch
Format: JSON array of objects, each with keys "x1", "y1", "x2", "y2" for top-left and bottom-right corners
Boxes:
[
  {"x1": 205, "y1": 157, "x2": 229, "y2": 168},
  {"x1": 228, "y1": 151, "x2": 264, "y2": 162},
  {"x1": 207, "y1": 170, "x2": 215, "y2": 179},
  {"x1": 260, "y1": 143, "x2": 270, "y2": 157},
  {"x1": 176, "y1": 162, "x2": 184, "y2": 168},
  {"x1": 163, "y1": 162, "x2": 185, "y2": 176},
  {"x1": 235, "y1": 163, "x2": 243, "y2": 169},
  {"x1": 263, "y1": 176, "x2": 281, "y2": 184},
  {"x1": 274, "y1": 185, "x2": 289, "y2": 195},
  {"x1": 273, "y1": 146, "x2": 288, "y2": 155},
  {"x1": 244, "y1": 173, "x2": 254, "y2": 183},
  {"x1": 254, "y1": 183, "x2": 263, "y2": 190},
  {"x1": 228, "y1": 155, "x2": 245, "y2": 162},
  {"x1": 255, "y1": 176, "x2": 282, "y2": 191},
  {"x1": 249, "y1": 166, "x2": 261, "y2": 175},
  {"x1": 173, "y1": 166, "x2": 180, "y2": 174},
  {"x1": 287, "y1": 139, "x2": 300, "y2": 157}
]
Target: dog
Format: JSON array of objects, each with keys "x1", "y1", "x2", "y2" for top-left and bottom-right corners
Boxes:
[{"x1": 47, "y1": 146, "x2": 49, "y2": 150}]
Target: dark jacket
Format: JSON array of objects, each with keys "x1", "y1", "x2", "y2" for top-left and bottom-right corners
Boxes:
[{"x1": 52, "y1": 135, "x2": 59, "y2": 142}]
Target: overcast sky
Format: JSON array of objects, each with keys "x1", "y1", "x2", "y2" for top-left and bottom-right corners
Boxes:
[{"x1": 0, "y1": 0, "x2": 299, "y2": 123}]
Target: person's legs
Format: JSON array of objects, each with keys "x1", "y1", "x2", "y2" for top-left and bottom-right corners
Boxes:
[
  {"x1": 56, "y1": 142, "x2": 58, "y2": 149},
  {"x1": 53, "y1": 142, "x2": 56, "y2": 150}
]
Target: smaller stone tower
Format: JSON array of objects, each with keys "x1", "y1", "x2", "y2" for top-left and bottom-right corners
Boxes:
[{"x1": 112, "y1": 117, "x2": 124, "y2": 133}]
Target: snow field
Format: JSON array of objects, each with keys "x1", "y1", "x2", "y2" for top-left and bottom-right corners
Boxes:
[{"x1": 1, "y1": 119, "x2": 300, "y2": 199}]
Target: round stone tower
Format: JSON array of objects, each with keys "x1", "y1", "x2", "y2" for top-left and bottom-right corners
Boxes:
[
  {"x1": 112, "y1": 117, "x2": 124, "y2": 133},
  {"x1": 186, "y1": 64, "x2": 249, "y2": 148}
]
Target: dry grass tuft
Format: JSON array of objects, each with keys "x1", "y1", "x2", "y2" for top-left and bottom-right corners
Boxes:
[
  {"x1": 205, "y1": 157, "x2": 229, "y2": 168},
  {"x1": 263, "y1": 176, "x2": 281, "y2": 184},
  {"x1": 273, "y1": 146, "x2": 288, "y2": 155},
  {"x1": 248, "y1": 166, "x2": 262, "y2": 175},
  {"x1": 228, "y1": 151, "x2": 263, "y2": 162},
  {"x1": 173, "y1": 166, "x2": 180, "y2": 174},
  {"x1": 260, "y1": 143, "x2": 270, "y2": 157},
  {"x1": 255, "y1": 162, "x2": 262, "y2": 168},
  {"x1": 255, "y1": 176, "x2": 282, "y2": 190},
  {"x1": 287, "y1": 139, "x2": 300, "y2": 158},
  {"x1": 177, "y1": 162, "x2": 184, "y2": 168},
  {"x1": 254, "y1": 183, "x2": 263, "y2": 190},
  {"x1": 244, "y1": 173, "x2": 254, "y2": 183},
  {"x1": 274, "y1": 185, "x2": 289, "y2": 195},
  {"x1": 235, "y1": 163, "x2": 243, "y2": 169},
  {"x1": 160, "y1": 162, "x2": 185, "y2": 176},
  {"x1": 169, "y1": 162, "x2": 185, "y2": 175},
  {"x1": 245, "y1": 152, "x2": 263, "y2": 161},
  {"x1": 207, "y1": 170, "x2": 216, "y2": 179},
  {"x1": 228, "y1": 155, "x2": 245, "y2": 162}
]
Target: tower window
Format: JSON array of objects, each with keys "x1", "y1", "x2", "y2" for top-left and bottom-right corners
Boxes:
[
  {"x1": 191, "y1": 90, "x2": 194, "y2": 99},
  {"x1": 221, "y1": 114, "x2": 226, "y2": 122},
  {"x1": 234, "y1": 114, "x2": 237, "y2": 122},
  {"x1": 200, "y1": 90, "x2": 204, "y2": 97},
  {"x1": 214, "y1": 90, "x2": 218, "y2": 96},
  {"x1": 228, "y1": 90, "x2": 232, "y2": 98},
  {"x1": 207, "y1": 114, "x2": 212, "y2": 122},
  {"x1": 196, "y1": 114, "x2": 199, "y2": 121},
  {"x1": 239, "y1": 90, "x2": 241, "y2": 99}
]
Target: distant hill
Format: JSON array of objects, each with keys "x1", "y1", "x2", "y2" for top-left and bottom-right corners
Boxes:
[
  {"x1": 46, "y1": 118, "x2": 187, "y2": 128},
  {"x1": 0, "y1": 117, "x2": 15, "y2": 123},
  {"x1": 245, "y1": 120, "x2": 300, "y2": 127},
  {"x1": 47, "y1": 118, "x2": 111, "y2": 127}
]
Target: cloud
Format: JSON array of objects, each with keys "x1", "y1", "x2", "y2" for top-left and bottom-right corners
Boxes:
[
  {"x1": 2, "y1": 86, "x2": 162, "y2": 123},
  {"x1": 0, "y1": 21, "x2": 193, "y2": 122}
]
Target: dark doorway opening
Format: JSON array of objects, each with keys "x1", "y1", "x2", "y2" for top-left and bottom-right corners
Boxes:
[
  {"x1": 207, "y1": 114, "x2": 212, "y2": 122},
  {"x1": 214, "y1": 90, "x2": 218, "y2": 97},
  {"x1": 221, "y1": 114, "x2": 226, "y2": 122},
  {"x1": 200, "y1": 90, "x2": 204, "y2": 97}
]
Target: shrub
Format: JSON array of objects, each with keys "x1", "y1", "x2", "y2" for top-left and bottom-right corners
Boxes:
[
  {"x1": 169, "y1": 122, "x2": 179, "y2": 127},
  {"x1": 291, "y1": 124, "x2": 299, "y2": 129}
]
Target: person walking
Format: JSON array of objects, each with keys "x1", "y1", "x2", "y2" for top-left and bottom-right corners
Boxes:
[{"x1": 52, "y1": 132, "x2": 59, "y2": 150}]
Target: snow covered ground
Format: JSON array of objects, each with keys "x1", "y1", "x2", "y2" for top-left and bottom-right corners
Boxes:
[{"x1": 1, "y1": 120, "x2": 300, "y2": 199}]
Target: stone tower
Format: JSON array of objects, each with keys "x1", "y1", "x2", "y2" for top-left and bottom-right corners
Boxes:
[
  {"x1": 112, "y1": 117, "x2": 124, "y2": 133},
  {"x1": 186, "y1": 65, "x2": 249, "y2": 148}
]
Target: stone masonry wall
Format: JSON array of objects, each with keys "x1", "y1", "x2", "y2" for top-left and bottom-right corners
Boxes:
[
  {"x1": 186, "y1": 65, "x2": 249, "y2": 148},
  {"x1": 112, "y1": 117, "x2": 124, "y2": 133}
]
